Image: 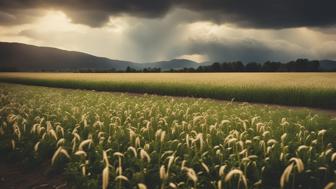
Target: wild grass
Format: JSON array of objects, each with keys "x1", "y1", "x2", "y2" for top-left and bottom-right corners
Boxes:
[
  {"x1": 0, "y1": 73, "x2": 335, "y2": 109},
  {"x1": 0, "y1": 83, "x2": 336, "y2": 188}
]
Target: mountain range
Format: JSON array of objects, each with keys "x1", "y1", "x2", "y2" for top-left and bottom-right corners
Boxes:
[
  {"x1": 0, "y1": 42, "x2": 335, "y2": 71},
  {"x1": 0, "y1": 42, "x2": 199, "y2": 71}
]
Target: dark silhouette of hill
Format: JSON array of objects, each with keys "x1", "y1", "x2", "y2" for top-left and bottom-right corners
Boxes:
[
  {"x1": 0, "y1": 42, "x2": 335, "y2": 72},
  {"x1": 0, "y1": 42, "x2": 199, "y2": 71},
  {"x1": 0, "y1": 42, "x2": 136, "y2": 71}
]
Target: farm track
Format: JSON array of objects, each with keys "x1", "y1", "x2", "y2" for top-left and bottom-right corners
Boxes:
[
  {"x1": 0, "y1": 160, "x2": 68, "y2": 189},
  {"x1": 232, "y1": 102, "x2": 336, "y2": 118},
  {"x1": 100, "y1": 91, "x2": 336, "y2": 117}
]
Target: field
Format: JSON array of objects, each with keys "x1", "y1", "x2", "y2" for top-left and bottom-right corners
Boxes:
[
  {"x1": 0, "y1": 73, "x2": 335, "y2": 109},
  {"x1": 1, "y1": 83, "x2": 336, "y2": 189}
]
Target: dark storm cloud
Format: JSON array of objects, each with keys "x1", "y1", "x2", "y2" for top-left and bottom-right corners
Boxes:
[
  {"x1": 0, "y1": 0, "x2": 335, "y2": 28},
  {"x1": 179, "y1": 0, "x2": 336, "y2": 28},
  {"x1": 0, "y1": 0, "x2": 173, "y2": 27},
  {"x1": 0, "y1": 9, "x2": 44, "y2": 25},
  {"x1": 186, "y1": 40, "x2": 308, "y2": 63}
]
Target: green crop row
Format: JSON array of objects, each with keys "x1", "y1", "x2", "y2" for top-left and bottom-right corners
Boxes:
[
  {"x1": 0, "y1": 73, "x2": 335, "y2": 109},
  {"x1": 0, "y1": 83, "x2": 336, "y2": 188}
]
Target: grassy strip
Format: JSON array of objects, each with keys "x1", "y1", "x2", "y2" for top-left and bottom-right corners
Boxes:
[{"x1": 0, "y1": 77, "x2": 335, "y2": 109}]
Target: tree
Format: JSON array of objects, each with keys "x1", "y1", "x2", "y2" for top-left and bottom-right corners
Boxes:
[
  {"x1": 231, "y1": 61, "x2": 244, "y2": 72},
  {"x1": 126, "y1": 66, "x2": 136, "y2": 72},
  {"x1": 245, "y1": 62, "x2": 261, "y2": 72},
  {"x1": 210, "y1": 62, "x2": 221, "y2": 72},
  {"x1": 262, "y1": 61, "x2": 281, "y2": 72}
]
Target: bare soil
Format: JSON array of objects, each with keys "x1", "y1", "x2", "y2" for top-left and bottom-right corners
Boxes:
[
  {"x1": 0, "y1": 161, "x2": 68, "y2": 189},
  {"x1": 95, "y1": 90, "x2": 336, "y2": 117},
  {"x1": 232, "y1": 101, "x2": 336, "y2": 117}
]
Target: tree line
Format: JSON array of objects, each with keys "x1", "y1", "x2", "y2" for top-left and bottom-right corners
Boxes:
[
  {"x1": 0, "y1": 58, "x2": 324, "y2": 72},
  {"x1": 122, "y1": 58, "x2": 320, "y2": 73},
  {"x1": 184, "y1": 59, "x2": 319, "y2": 72}
]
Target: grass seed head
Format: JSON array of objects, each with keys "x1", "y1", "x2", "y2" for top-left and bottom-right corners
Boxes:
[
  {"x1": 115, "y1": 175, "x2": 129, "y2": 182},
  {"x1": 34, "y1": 141, "x2": 40, "y2": 152},
  {"x1": 169, "y1": 182, "x2": 177, "y2": 189},
  {"x1": 160, "y1": 165, "x2": 168, "y2": 180},
  {"x1": 280, "y1": 163, "x2": 293, "y2": 189},
  {"x1": 127, "y1": 146, "x2": 137, "y2": 157},
  {"x1": 75, "y1": 150, "x2": 87, "y2": 157},
  {"x1": 224, "y1": 169, "x2": 247, "y2": 189},
  {"x1": 201, "y1": 162, "x2": 210, "y2": 174},
  {"x1": 289, "y1": 157, "x2": 304, "y2": 173},
  {"x1": 331, "y1": 152, "x2": 336, "y2": 162},
  {"x1": 56, "y1": 138, "x2": 65, "y2": 147},
  {"x1": 78, "y1": 139, "x2": 92, "y2": 151},
  {"x1": 51, "y1": 147, "x2": 70, "y2": 165},
  {"x1": 102, "y1": 166, "x2": 109, "y2": 189},
  {"x1": 324, "y1": 182, "x2": 335, "y2": 189},
  {"x1": 138, "y1": 183, "x2": 147, "y2": 189},
  {"x1": 185, "y1": 168, "x2": 198, "y2": 183},
  {"x1": 140, "y1": 149, "x2": 151, "y2": 163}
]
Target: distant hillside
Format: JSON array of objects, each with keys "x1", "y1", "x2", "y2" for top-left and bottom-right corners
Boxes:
[
  {"x1": 0, "y1": 42, "x2": 136, "y2": 71},
  {"x1": 320, "y1": 60, "x2": 336, "y2": 71},
  {"x1": 1, "y1": 42, "x2": 334, "y2": 72},
  {"x1": 0, "y1": 42, "x2": 198, "y2": 71}
]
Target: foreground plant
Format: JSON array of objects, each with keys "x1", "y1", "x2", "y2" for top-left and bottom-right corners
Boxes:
[{"x1": 0, "y1": 83, "x2": 335, "y2": 189}]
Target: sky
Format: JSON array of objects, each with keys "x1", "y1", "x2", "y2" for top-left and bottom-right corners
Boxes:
[{"x1": 0, "y1": 0, "x2": 335, "y2": 63}]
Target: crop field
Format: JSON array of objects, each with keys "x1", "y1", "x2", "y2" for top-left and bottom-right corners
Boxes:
[
  {"x1": 1, "y1": 83, "x2": 336, "y2": 189},
  {"x1": 0, "y1": 73, "x2": 335, "y2": 109}
]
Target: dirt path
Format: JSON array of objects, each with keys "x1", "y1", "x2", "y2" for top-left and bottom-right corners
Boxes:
[
  {"x1": 80, "y1": 89, "x2": 336, "y2": 117},
  {"x1": 117, "y1": 91, "x2": 336, "y2": 117},
  {"x1": 0, "y1": 161, "x2": 68, "y2": 189},
  {"x1": 232, "y1": 101, "x2": 336, "y2": 117}
]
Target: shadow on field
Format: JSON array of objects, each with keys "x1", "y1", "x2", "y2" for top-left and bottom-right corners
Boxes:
[{"x1": 0, "y1": 160, "x2": 68, "y2": 189}]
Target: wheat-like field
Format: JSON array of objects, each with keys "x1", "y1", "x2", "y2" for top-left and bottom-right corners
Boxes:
[
  {"x1": 1, "y1": 83, "x2": 336, "y2": 189},
  {"x1": 0, "y1": 73, "x2": 335, "y2": 109},
  {"x1": 1, "y1": 72, "x2": 336, "y2": 88}
]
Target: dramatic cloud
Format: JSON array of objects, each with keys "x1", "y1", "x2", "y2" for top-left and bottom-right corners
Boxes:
[
  {"x1": 0, "y1": 0, "x2": 335, "y2": 28},
  {"x1": 0, "y1": 2, "x2": 335, "y2": 63},
  {"x1": 179, "y1": 0, "x2": 336, "y2": 28},
  {"x1": 0, "y1": 0, "x2": 173, "y2": 27},
  {"x1": 0, "y1": 9, "x2": 45, "y2": 25}
]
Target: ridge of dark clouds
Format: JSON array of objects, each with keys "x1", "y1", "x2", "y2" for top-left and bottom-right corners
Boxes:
[
  {"x1": 186, "y1": 40, "x2": 309, "y2": 63},
  {"x1": 0, "y1": 0, "x2": 335, "y2": 28}
]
